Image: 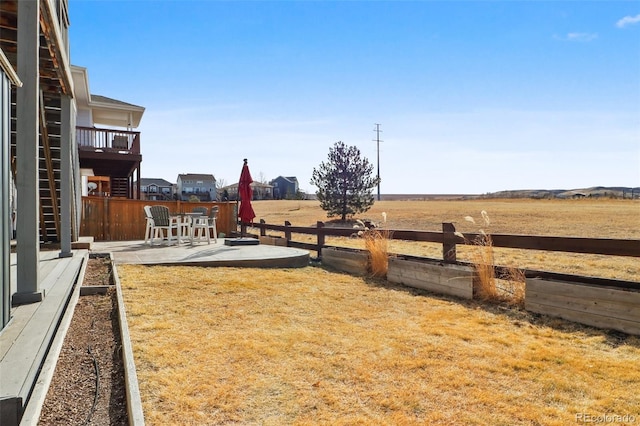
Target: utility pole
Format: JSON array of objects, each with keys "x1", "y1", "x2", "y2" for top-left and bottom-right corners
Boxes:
[{"x1": 373, "y1": 123, "x2": 383, "y2": 201}]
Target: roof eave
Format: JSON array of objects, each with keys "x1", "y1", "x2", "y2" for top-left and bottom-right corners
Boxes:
[
  {"x1": 89, "y1": 101, "x2": 145, "y2": 128},
  {"x1": 70, "y1": 65, "x2": 90, "y2": 106}
]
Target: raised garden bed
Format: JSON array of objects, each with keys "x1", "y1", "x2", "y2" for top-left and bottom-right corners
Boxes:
[
  {"x1": 526, "y1": 278, "x2": 640, "y2": 336},
  {"x1": 387, "y1": 256, "x2": 474, "y2": 300},
  {"x1": 321, "y1": 246, "x2": 369, "y2": 276},
  {"x1": 38, "y1": 253, "x2": 137, "y2": 425}
]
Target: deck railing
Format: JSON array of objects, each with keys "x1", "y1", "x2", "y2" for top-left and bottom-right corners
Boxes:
[{"x1": 76, "y1": 126, "x2": 141, "y2": 154}]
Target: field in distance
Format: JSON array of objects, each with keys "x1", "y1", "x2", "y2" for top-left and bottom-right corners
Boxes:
[
  {"x1": 250, "y1": 198, "x2": 640, "y2": 282},
  {"x1": 303, "y1": 186, "x2": 640, "y2": 201}
]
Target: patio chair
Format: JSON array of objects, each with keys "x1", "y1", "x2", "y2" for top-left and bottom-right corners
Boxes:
[
  {"x1": 112, "y1": 135, "x2": 129, "y2": 150},
  {"x1": 192, "y1": 207, "x2": 208, "y2": 215},
  {"x1": 143, "y1": 205, "x2": 154, "y2": 245},
  {"x1": 191, "y1": 207, "x2": 211, "y2": 244},
  {"x1": 149, "y1": 205, "x2": 179, "y2": 245}
]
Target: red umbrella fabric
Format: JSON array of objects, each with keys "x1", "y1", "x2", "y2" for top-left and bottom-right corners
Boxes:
[{"x1": 238, "y1": 158, "x2": 256, "y2": 224}]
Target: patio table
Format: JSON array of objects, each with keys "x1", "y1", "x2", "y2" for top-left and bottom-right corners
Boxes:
[{"x1": 173, "y1": 212, "x2": 203, "y2": 245}]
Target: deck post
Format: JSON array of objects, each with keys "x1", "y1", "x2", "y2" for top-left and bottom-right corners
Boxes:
[
  {"x1": 14, "y1": 0, "x2": 43, "y2": 305},
  {"x1": 59, "y1": 95, "x2": 73, "y2": 258}
]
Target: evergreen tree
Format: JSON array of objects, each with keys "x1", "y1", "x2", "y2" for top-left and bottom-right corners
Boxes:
[{"x1": 311, "y1": 141, "x2": 380, "y2": 221}]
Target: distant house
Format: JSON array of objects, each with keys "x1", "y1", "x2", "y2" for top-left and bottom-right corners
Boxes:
[
  {"x1": 177, "y1": 174, "x2": 217, "y2": 202},
  {"x1": 139, "y1": 178, "x2": 174, "y2": 201},
  {"x1": 221, "y1": 182, "x2": 273, "y2": 201},
  {"x1": 270, "y1": 176, "x2": 299, "y2": 199},
  {"x1": 248, "y1": 182, "x2": 273, "y2": 200}
]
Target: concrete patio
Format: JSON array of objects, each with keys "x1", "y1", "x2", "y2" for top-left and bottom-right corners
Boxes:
[{"x1": 92, "y1": 238, "x2": 310, "y2": 268}]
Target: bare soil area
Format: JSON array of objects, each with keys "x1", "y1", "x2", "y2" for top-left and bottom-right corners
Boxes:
[{"x1": 39, "y1": 256, "x2": 128, "y2": 425}]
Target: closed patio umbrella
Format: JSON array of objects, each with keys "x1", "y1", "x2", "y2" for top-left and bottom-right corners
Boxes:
[{"x1": 238, "y1": 158, "x2": 255, "y2": 236}]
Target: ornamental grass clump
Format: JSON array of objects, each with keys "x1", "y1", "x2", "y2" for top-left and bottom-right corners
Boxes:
[
  {"x1": 458, "y1": 211, "x2": 526, "y2": 305},
  {"x1": 364, "y1": 229, "x2": 392, "y2": 278},
  {"x1": 459, "y1": 211, "x2": 498, "y2": 300},
  {"x1": 356, "y1": 213, "x2": 392, "y2": 278}
]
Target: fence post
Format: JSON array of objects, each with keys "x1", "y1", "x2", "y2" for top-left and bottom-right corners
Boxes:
[
  {"x1": 316, "y1": 221, "x2": 325, "y2": 257},
  {"x1": 284, "y1": 221, "x2": 291, "y2": 244},
  {"x1": 259, "y1": 219, "x2": 266, "y2": 236},
  {"x1": 442, "y1": 222, "x2": 457, "y2": 263}
]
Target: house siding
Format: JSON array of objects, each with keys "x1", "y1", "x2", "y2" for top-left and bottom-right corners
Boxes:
[
  {"x1": 271, "y1": 176, "x2": 299, "y2": 199},
  {"x1": 177, "y1": 174, "x2": 217, "y2": 201},
  {"x1": 140, "y1": 178, "x2": 174, "y2": 200}
]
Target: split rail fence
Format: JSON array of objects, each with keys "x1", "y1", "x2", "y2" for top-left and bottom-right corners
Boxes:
[
  {"x1": 252, "y1": 219, "x2": 640, "y2": 289},
  {"x1": 253, "y1": 219, "x2": 640, "y2": 335}
]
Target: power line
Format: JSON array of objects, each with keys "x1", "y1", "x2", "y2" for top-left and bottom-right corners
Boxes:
[{"x1": 373, "y1": 123, "x2": 383, "y2": 201}]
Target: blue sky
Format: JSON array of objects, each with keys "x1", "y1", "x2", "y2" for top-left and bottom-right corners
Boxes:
[{"x1": 69, "y1": 1, "x2": 640, "y2": 194}]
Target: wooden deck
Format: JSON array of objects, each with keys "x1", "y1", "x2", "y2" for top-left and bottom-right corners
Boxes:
[{"x1": 0, "y1": 249, "x2": 87, "y2": 424}]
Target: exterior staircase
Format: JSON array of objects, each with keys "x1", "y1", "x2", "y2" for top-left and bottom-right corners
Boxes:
[
  {"x1": 11, "y1": 89, "x2": 65, "y2": 243},
  {"x1": 38, "y1": 92, "x2": 62, "y2": 243}
]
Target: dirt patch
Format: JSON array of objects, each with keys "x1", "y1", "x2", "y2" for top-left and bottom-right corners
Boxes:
[
  {"x1": 82, "y1": 254, "x2": 114, "y2": 287},
  {"x1": 39, "y1": 256, "x2": 128, "y2": 425}
]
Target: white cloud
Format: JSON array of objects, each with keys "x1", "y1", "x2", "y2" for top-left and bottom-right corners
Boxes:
[
  {"x1": 616, "y1": 14, "x2": 640, "y2": 28},
  {"x1": 564, "y1": 32, "x2": 598, "y2": 42}
]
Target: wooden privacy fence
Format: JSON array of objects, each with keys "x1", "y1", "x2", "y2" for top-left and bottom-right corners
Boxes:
[{"x1": 80, "y1": 197, "x2": 238, "y2": 241}]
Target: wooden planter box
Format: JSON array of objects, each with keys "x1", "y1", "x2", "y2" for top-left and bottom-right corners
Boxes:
[
  {"x1": 321, "y1": 247, "x2": 369, "y2": 276},
  {"x1": 526, "y1": 278, "x2": 640, "y2": 336},
  {"x1": 259, "y1": 236, "x2": 287, "y2": 247},
  {"x1": 387, "y1": 257, "x2": 474, "y2": 300}
]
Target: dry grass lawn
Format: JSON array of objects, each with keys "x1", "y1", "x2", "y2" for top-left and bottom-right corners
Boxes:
[
  {"x1": 119, "y1": 265, "x2": 640, "y2": 425},
  {"x1": 119, "y1": 199, "x2": 639, "y2": 424}
]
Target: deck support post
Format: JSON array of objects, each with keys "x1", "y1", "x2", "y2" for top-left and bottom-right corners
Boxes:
[
  {"x1": 59, "y1": 95, "x2": 73, "y2": 258},
  {"x1": 14, "y1": 0, "x2": 43, "y2": 305}
]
